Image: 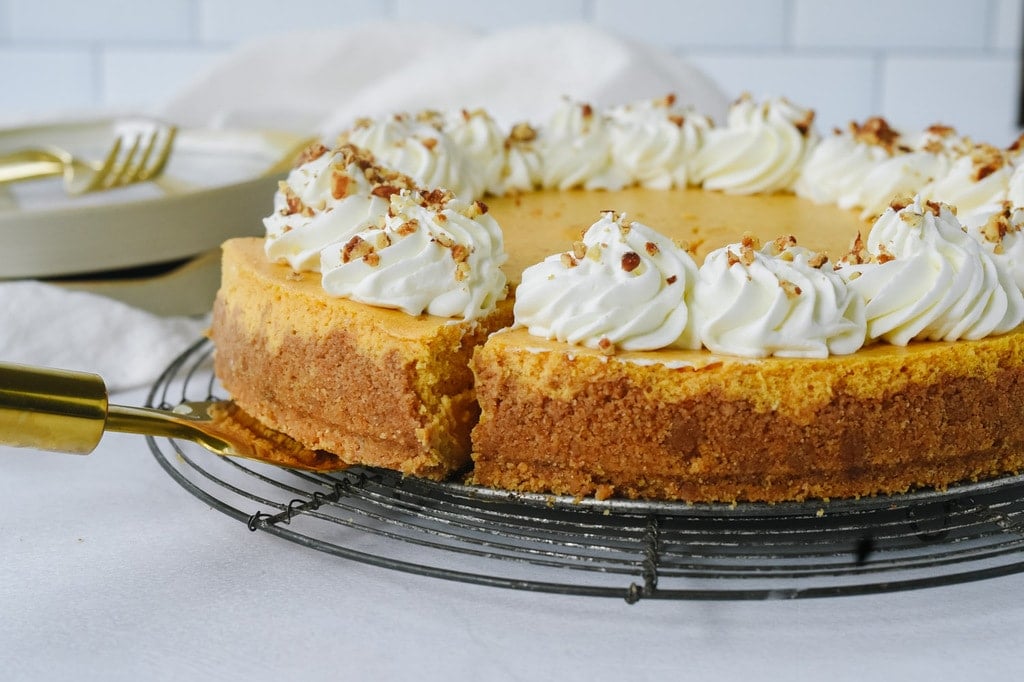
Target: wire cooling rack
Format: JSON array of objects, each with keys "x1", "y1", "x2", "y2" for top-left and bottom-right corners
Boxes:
[{"x1": 149, "y1": 338, "x2": 1024, "y2": 602}]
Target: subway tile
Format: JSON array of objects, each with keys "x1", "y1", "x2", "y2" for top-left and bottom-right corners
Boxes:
[
  {"x1": 993, "y1": 0, "x2": 1022, "y2": 51},
  {"x1": 394, "y1": 0, "x2": 587, "y2": 29},
  {"x1": 8, "y1": 0, "x2": 193, "y2": 43},
  {"x1": 198, "y1": 0, "x2": 390, "y2": 43},
  {"x1": 593, "y1": 0, "x2": 788, "y2": 49},
  {"x1": 882, "y1": 55, "x2": 1020, "y2": 143},
  {"x1": 100, "y1": 47, "x2": 230, "y2": 111},
  {"x1": 792, "y1": 0, "x2": 988, "y2": 49},
  {"x1": 0, "y1": 47, "x2": 97, "y2": 115},
  {"x1": 685, "y1": 52, "x2": 877, "y2": 132}
]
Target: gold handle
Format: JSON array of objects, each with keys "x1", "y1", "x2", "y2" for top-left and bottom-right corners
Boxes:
[
  {"x1": 0, "y1": 150, "x2": 64, "y2": 185},
  {"x1": 0, "y1": 362, "x2": 109, "y2": 454}
]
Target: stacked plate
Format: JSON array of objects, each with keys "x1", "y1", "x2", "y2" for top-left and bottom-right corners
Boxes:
[{"x1": 0, "y1": 118, "x2": 312, "y2": 315}]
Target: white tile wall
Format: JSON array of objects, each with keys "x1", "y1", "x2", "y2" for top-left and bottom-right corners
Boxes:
[
  {"x1": 198, "y1": 0, "x2": 389, "y2": 43},
  {"x1": 995, "y1": 0, "x2": 1023, "y2": 50},
  {"x1": 791, "y1": 0, "x2": 989, "y2": 49},
  {"x1": 8, "y1": 0, "x2": 194, "y2": 43},
  {"x1": 0, "y1": 47, "x2": 95, "y2": 112},
  {"x1": 394, "y1": 0, "x2": 589, "y2": 30},
  {"x1": 101, "y1": 47, "x2": 230, "y2": 110},
  {"x1": 593, "y1": 0, "x2": 788, "y2": 48},
  {"x1": 1, "y1": 0, "x2": 1021, "y2": 142},
  {"x1": 882, "y1": 55, "x2": 1020, "y2": 140},
  {"x1": 686, "y1": 53, "x2": 878, "y2": 133}
]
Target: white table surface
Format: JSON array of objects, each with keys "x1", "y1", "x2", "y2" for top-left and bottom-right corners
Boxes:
[{"x1": 4, "y1": 385, "x2": 1024, "y2": 681}]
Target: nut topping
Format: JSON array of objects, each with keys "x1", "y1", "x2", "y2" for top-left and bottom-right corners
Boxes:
[{"x1": 620, "y1": 252, "x2": 641, "y2": 273}]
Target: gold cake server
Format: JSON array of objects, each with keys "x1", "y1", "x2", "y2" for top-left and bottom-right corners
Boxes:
[{"x1": 0, "y1": 362, "x2": 342, "y2": 471}]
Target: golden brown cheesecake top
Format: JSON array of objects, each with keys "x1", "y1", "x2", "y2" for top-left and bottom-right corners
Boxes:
[{"x1": 486, "y1": 186, "x2": 868, "y2": 287}]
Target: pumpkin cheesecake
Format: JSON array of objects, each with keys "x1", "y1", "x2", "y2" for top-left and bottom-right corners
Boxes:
[{"x1": 210, "y1": 95, "x2": 1024, "y2": 502}]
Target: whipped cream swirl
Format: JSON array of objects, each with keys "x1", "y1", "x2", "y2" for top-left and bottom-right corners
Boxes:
[
  {"x1": 514, "y1": 212, "x2": 699, "y2": 351},
  {"x1": 795, "y1": 117, "x2": 898, "y2": 209},
  {"x1": 320, "y1": 189, "x2": 508, "y2": 320},
  {"x1": 440, "y1": 108, "x2": 507, "y2": 195},
  {"x1": 1008, "y1": 161, "x2": 1024, "y2": 208},
  {"x1": 851, "y1": 124, "x2": 966, "y2": 220},
  {"x1": 838, "y1": 197, "x2": 1024, "y2": 344},
  {"x1": 692, "y1": 94, "x2": 817, "y2": 195},
  {"x1": 264, "y1": 144, "x2": 414, "y2": 271},
  {"x1": 608, "y1": 94, "x2": 711, "y2": 190},
  {"x1": 694, "y1": 236, "x2": 866, "y2": 358},
  {"x1": 969, "y1": 203, "x2": 1024, "y2": 293},
  {"x1": 539, "y1": 99, "x2": 628, "y2": 191},
  {"x1": 340, "y1": 113, "x2": 485, "y2": 200},
  {"x1": 923, "y1": 144, "x2": 1011, "y2": 229},
  {"x1": 498, "y1": 122, "x2": 543, "y2": 194}
]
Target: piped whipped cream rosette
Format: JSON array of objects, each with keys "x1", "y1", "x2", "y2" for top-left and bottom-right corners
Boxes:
[
  {"x1": 320, "y1": 189, "x2": 508, "y2": 320},
  {"x1": 969, "y1": 202, "x2": 1024, "y2": 293},
  {"x1": 837, "y1": 196, "x2": 1024, "y2": 345},
  {"x1": 691, "y1": 94, "x2": 818, "y2": 195},
  {"x1": 796, "y1": 117, "x2": 899, "y2": 210},
  {"x1": 498, "y1": 122, "x2": 543, "y2": 194},
  {"x1": 1008, "y1": 162, "x2": 1024, "y2": 208},
  {"x1": 607, "y1": 93, "x2": 712, "y2": 190},
  {"x1": 438, "y1": 108, "x2": 509, "y2": 196},
  {"x1": 339, "y1": 111, "x2": 490, "y2": 200},
  {"x1": 922, "y1": 143, "x2": 1013, "y2": 229},
  {"x1": 513, "y1": 212, "x2": 700, "y2": 352},
  {"x1": 1002, "y1": 135, "x2": 1024, "y2": 208},
  {"x1": 798, "y1": 119, "x2": 968, "y2": 220},
  {"x1": 264, "y1": 143, "x2": 416, "y2": 271},
  {"x1": 538, "y1": 98, "x2": 629, "y2": 192},
  {"x1": 693, "y1": 235, "x2": 866, "y2": 358}
]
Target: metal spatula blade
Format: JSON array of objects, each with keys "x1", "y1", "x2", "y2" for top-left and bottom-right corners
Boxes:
[{"x1": 0, "y1": 362, "x2": 343, "y2": 472}]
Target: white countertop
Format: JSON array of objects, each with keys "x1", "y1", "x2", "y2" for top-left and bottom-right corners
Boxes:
[{"x1": 4, "y1": 386, "x2": 1024, "y2": 681}]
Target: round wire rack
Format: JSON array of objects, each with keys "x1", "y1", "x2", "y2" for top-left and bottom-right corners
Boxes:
[{"x1": 149, "y1": 338, "x2": 1024, "y2": 602}]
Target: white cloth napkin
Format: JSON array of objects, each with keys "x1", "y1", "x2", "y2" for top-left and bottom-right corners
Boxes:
[
  {"x1": 2, "y1": 22, "x2": 727, "y2": 393},
  {"x1": 163, "y1": 22, "x2": 729, "y2": 137},
  {"x1": 0, "y1": 281, "x2": 207, "y2": 390}
]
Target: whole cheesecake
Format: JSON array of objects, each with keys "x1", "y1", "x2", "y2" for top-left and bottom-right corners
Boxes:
[{"x1": 210, "y1": 96, "x2": 1024, "y2": 502}]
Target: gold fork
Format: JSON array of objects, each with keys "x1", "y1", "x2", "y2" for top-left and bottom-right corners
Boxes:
[
  {"x1": 0, "y1": 124, "x2": 177, "y2": 195},
  {"x1": 0, "y1": 362, "x2": 344, "y2": 472}
]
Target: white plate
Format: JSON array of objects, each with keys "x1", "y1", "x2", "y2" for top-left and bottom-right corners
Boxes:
[{"x1": 0, "y1": 118, "x2": 312, "y2": 279}]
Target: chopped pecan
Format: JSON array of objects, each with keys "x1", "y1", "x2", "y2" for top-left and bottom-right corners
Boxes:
[
  {"x1": 295, "y1": 142, "x2": 329, "y2": 167},
  {"x1": 621, "y1": 252, "x2": 641, "y2": 272},
  {"x1": 341, "y1": 236, "x2": 373, "y2": 264}
]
